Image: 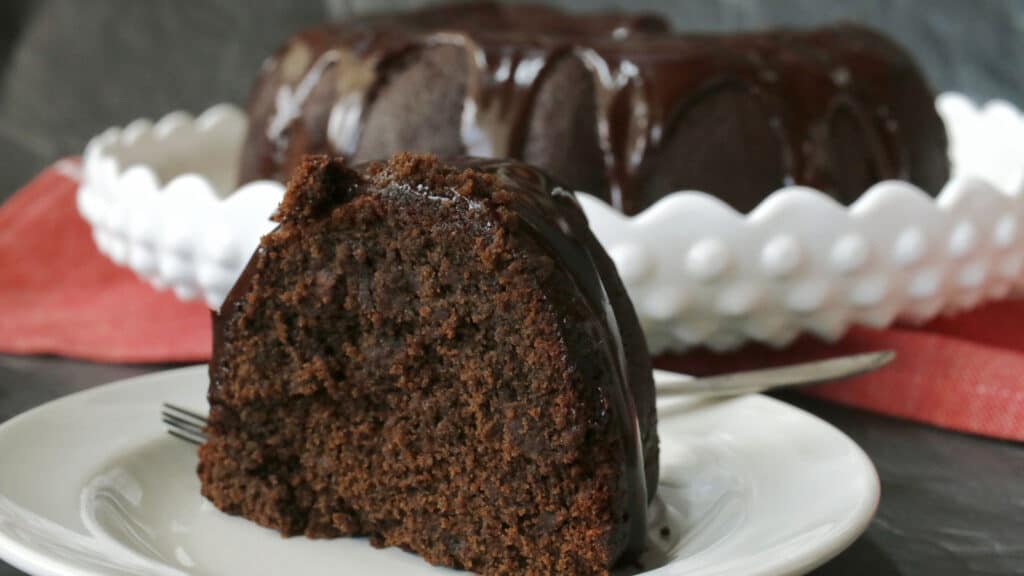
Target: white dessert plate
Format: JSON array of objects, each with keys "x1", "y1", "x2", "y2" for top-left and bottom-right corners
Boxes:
[{"x1": 0, "y1": 367, "x2": 878, "y2": 576}]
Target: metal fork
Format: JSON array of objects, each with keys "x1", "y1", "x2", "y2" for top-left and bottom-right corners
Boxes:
[
  {"x1": 656, "y1": 350, "x2": 895, "y2": 398},
  {"x1": 162, "y1": 350, "x2": 894, "y2": 443},
  {"x1": 161, "y1": 403, "x2": 208, "y2": 445}
]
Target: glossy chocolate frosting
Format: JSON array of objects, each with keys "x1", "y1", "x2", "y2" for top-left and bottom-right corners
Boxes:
[
  {"x1": 239, "y1": 2, "x2": 949, "y2": 213},
  {"x1": 213, "y1": 154, "x2": 658, "y2": 563}
]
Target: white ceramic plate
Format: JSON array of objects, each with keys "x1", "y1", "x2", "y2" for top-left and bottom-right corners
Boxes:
[{"x1": 0, "y1": 367, "x2": 878, "y2": 576}]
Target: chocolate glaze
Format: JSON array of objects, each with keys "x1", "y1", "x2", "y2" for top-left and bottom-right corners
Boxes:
[
  {"x1": 239, "y1": 2, "x2": 949, "y2": 214},
  {"x1": 450, "y1": 157, "x2": 655, "y2": 558},
  {"x1": 213, "y1": 155, "x2": 657, "y2": 564}
]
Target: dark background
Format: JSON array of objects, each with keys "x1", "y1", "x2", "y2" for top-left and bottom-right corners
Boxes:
[{"x1": 1, "y1": 1, "x2": 1023, "y2": 575}]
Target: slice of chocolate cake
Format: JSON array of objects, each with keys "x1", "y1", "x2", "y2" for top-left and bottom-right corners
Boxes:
[{"x1": 199, "y1": 154, "x2": 658, "y2": 575}]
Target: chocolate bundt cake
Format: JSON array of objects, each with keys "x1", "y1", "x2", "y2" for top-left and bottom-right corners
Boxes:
[
  {"x1": 239, "y1": 2, "x2": 949, "y2": 214},
  {"x1": 199, "y1": 154, "x2": 658, "y2": 575}
]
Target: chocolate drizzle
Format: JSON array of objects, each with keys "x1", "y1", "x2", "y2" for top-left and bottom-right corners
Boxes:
[
  {"x1": 239, "y1": 2, "x2": 949, "y2": 214},
  {"x1": 455, "y1": 36, "x2": 571, "y2": 160}
]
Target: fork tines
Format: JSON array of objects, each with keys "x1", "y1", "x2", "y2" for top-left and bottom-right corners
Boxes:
[{"x1": 162, "y1": 402, "x2": 209, "y2": 445}]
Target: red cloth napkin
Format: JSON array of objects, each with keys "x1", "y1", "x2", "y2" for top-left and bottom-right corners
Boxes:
[
  {"x1": 0, "y1": 160, "x2": 211, "y2": 363},
  {"x1": 2, "y1": 161, "x2": 1023, "y2": 441}
]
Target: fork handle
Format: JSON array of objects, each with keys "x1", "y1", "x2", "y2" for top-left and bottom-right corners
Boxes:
[{"x1": 657, "y1": 350, "x2": 896, "y2": 398}]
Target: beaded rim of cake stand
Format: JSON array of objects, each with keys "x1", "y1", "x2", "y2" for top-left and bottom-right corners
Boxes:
[
  {"x1": 77, "y1": 93, "x2": 1024, "y2": 351},
  {"x1": 77, "y1": 105, "x2": 284, "y2": 308}
]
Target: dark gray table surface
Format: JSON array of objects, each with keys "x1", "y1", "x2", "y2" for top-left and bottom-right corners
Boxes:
[{"x1": 1, "y1": 1, "x2": 1023, "y2": 574}]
